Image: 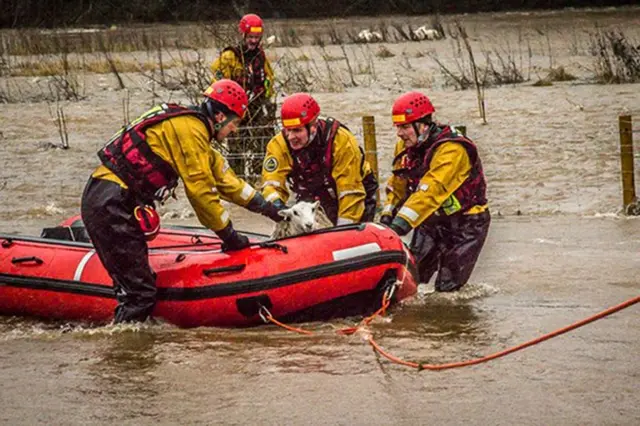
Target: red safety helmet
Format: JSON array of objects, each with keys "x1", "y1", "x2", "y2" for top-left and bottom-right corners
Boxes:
[
  {"x1": 391, "y1": 91, "x2": 435, "y2": 125},
  {"x1": 280, "y1": 93, "x2": 321, "y2": 129},
  {"x1": 134, "y1": 205, "x2": 160, "y2": 241},
  {"x1": 203, "y1": 79, "x2": 248, "y2": 118},
  {"x1": 239, "y1": 14, "x2": 264, "y2": 35}
]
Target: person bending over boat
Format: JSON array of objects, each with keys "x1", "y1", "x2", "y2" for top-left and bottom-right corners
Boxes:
[
  {"x1": 80, "y1": 79, "x2": 283, "y2": 324},
  {"x1": 260, "y1": 93, "x2": 378, "y2": 225},
  {"x1": 379, "y1": 91, "x2": 491, "y2": 292}
]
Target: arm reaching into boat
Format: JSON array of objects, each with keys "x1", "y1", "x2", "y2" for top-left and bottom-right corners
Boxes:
[{"x1": 81, "y1": 79, "x2": 253, "y2": 323}]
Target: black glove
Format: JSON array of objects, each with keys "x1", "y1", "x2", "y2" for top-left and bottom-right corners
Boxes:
[
  {"x1": 389, "y1": 217, "x2": 411, "y2": 237},
  {"x1": 246, "y1": 194, "x2": 284, "y2": 223},
  {"x1": 217, "y1": 223, "x2": 251, "y2": 252},
  {"x1": 261, "y1": 201, "x2": 284, "y2": 223},
  {"x1": 379, "y1": 215, "x2": 393, "y2": 226}
]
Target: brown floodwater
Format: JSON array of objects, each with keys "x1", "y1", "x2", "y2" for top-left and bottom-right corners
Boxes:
[{"x1": 1, "y1": 7, "x2": 639, "y2": 425}]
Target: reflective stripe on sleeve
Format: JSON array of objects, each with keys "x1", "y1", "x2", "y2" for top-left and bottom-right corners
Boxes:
[
  {"x1": 261, "y1": 180, "x2": 281, "y2": 189},
  {"x1": 220, "y1": 210, "x2": 230, "y2": 224},
  {"x1": 240, "y1": 183, "x2": 254, "y2": 200},
  {"x1": 265, "y1": 192, "x2": 281, "y2": 202},
  {"x1": 338, "y1": 190, "x2": 363, "y2": 199},
  {"x1": 398, "y1": 206, "x2": 419, "y2": 222},
  {"x1": 337, "y1": 217, "x2": 354, "y2": 225}
]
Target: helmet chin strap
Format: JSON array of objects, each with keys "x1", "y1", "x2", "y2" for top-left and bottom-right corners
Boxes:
[
  {"x1": 306, "y1": 123, "x2": 317, "y2": 145},
  {"x1": 212, "y1": 114, "x2": 237, "y2": 140},
  {"x1": 415, "y1": 121, "x2": 437, "y2": 146}
]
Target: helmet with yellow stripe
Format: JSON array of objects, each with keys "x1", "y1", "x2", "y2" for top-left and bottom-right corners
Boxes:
[
  {"x1": 239, "y1": 14, "x2": 264, "y2": 35},
  {"x1": 391, "y1": 91, "x2": 435, "y2": 125},
  {"x1": 280, "y1": 93, "x2": 321, "y2": 129}
]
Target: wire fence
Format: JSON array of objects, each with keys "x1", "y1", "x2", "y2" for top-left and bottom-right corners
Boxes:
[{"x1": 220, "y1": 122, "x2": 374, "y2": 183}]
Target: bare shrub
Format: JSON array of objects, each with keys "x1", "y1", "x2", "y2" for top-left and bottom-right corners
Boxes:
[
  {"x1": 275, "y1": 50, "x2": 316, "y2": 93},
  {"x1": 375, "y1": 45, "x2": 395, "y2": 58},
  {"x1": 276, "y1": 25, "x2": 303, "y2": 47},
  {"x1": 48, "y1": 48, "x2": 84, "y2": 101},
  {"x1": 327, "y1": 24, "x2": 343, "y2": 45},
  {"x1": 390, "y1": 23, "x2": 412, "y2": 42},
  {"x1": 546, "y1": 66, "x2": 576, "y2": 82},
  {"x1": 589, "y1": 30, "x2": 640, "y2": 83},
  {"x1": 483, "y1": 47, "x2": 526, "y2": 85}
]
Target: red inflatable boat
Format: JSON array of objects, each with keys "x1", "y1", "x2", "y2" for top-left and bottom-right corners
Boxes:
[{"x1": 0, "y1": 217, "x2": 418, "y2": 327}]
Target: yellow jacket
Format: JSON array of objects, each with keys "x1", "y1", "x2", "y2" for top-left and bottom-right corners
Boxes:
[
  {"x1": 210, "y1": 47, "x2": 275, "y2": 99},
  {"x1": 261, "y1": 126, "x2": 371, "y2": 224},
  {"x1": 92, "y1": 114, "x2": 257, "y2": 232},
  {"x1": 382, "y1": 139, "x2": 487, "y2": 229}
]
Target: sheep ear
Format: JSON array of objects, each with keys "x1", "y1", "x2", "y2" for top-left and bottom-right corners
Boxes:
[
  {"x1": 279, "y1": 210, "x2": 291, "y2": 221},
  {"x1": 312, "y1": 201, "x2": 320, "y2": 210}
]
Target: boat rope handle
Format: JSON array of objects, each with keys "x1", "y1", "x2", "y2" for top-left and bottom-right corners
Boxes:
[
  {"x1": 11, "y1": 256, "x2": 44, "y2": 265},
  {"x1": 257, "y1": 241, "x2": 288, "y2": 253},
  {"x1": 203, "y1": 264, "x2": 246, "y2": 276}
]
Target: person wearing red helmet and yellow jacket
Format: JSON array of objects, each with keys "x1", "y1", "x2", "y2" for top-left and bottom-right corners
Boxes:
[
  {"x1": 210, "y1": 13, "x2": 275, "y2": 101},
  {"x1": 81, "y1": 79, "x2": 283, "y2": 324},
  {"x1": 380, "y1": 91, "x2": 491, "y2": 292},
  {"x1": 261, "y1": 93, "x2": 378, "y2": 225}
]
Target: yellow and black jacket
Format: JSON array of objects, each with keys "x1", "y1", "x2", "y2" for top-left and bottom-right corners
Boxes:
[
  {"x1": 382, "y1": 125, "x2": 487, "y2": 232},
  {"x1": 94, "y1": 104, "x2": 259, "y2": 233},
  {"x1": 210, "y1": 46, "x2": 274, "y2": 100},
  {"x1": 261, "y1": 118, "x2": 377, "y2": 224}
]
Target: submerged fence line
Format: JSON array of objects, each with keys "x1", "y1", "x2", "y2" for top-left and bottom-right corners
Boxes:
[{"x1": 619, "y1": 115, "x2": 639, "y2": 215}]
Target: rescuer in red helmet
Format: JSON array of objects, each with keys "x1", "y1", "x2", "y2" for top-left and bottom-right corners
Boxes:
[
  {"x1": 81, "y1": 79, "x2": 283, "y2": 324},
  {"x1": 261, "y1": 93, "x2": 378, "y2": 225},
  {"x1": 210, "y1": 13, "x2": 276, "y2": 177},
  {"x1": 380, "y1": 91, "x2": 491, "y2": 292},
  {"x1": 210, "y1": 13, "x2": 274, "y2": 106}
]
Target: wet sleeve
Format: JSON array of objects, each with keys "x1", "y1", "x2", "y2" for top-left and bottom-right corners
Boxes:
[
  {"x1": 260, "y1": 136, "x2": 292, "y2": 205},
  {"x1": 210, "y1": 149, "x2": 257, "y2": 207},
  {"x1": 151, "y1": 116, "x2": 231, "y2": 232},
  {"x1": 396, "y1": 142, "x2": 471, "y2": 228},
  {"x1": 331, "y1": 130, "x2": 366, "y2": 224},
  {"x1": 381, "y1": 140, "x2": 409, "y2": 218}
]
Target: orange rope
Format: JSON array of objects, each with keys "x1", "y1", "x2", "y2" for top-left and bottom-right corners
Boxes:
[
  {"x1": 262, "y1": 312, "x2": 314, "y2": 335},
  {"x1": 261, "y1": 290, "x2": 393, "y2": 336},
  {"x1": 368, "y1": 295, "x2": 640, "y2": 371},
  {"x1": 337, "y1": 293, "x2": 392, "y2": 336}
]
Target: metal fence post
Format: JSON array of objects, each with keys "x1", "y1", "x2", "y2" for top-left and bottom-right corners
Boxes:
[{"x1": 619, "y1": 115, "x2": 636, "y2": 214}]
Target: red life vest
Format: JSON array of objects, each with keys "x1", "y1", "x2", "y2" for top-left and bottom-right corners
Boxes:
[
  {"x1": 392, "y1": 125, "x2": 487, "y2": 215},
  {"x1": 98, "y1": 103, "x2": 212, "y2": 203},
  {"x1": 224, "y1": 46, "x2": 268, "y2": 99},
  {"x1": 286, "y1": 118, "x2": 378, "y2": 224}
]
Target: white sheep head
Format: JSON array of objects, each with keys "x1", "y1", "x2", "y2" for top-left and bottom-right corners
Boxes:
[{"x1": 278, "y1": 200, "x2": 320, "y2": 234}]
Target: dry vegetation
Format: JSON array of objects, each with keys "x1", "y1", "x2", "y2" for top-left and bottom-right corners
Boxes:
[{"x1": 1, "y1": 20, "x2": 638, "y2": 107}]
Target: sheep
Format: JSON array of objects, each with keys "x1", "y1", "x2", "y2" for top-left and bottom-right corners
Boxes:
[
  {"x1": 412, "y1": 26, "x2": 441, "y2": 41},
  {"x1": 270, "y1": 200, "x2": 333, "y2": 239},
  {"x1": 357, "y1": 29, "x2": 383, "y2": 43},
  {"x1": 263, "y1": 35, "x2": 278, "y2": 46}
]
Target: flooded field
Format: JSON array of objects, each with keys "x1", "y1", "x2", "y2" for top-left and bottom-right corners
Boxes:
[{"x1": 1, "y1": 7, "x2": 639, "y2": 425}]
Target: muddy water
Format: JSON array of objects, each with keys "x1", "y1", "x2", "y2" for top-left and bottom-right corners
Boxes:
[{"x1": 1, "y1": 8, "x2": 640, "y2": 425}]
